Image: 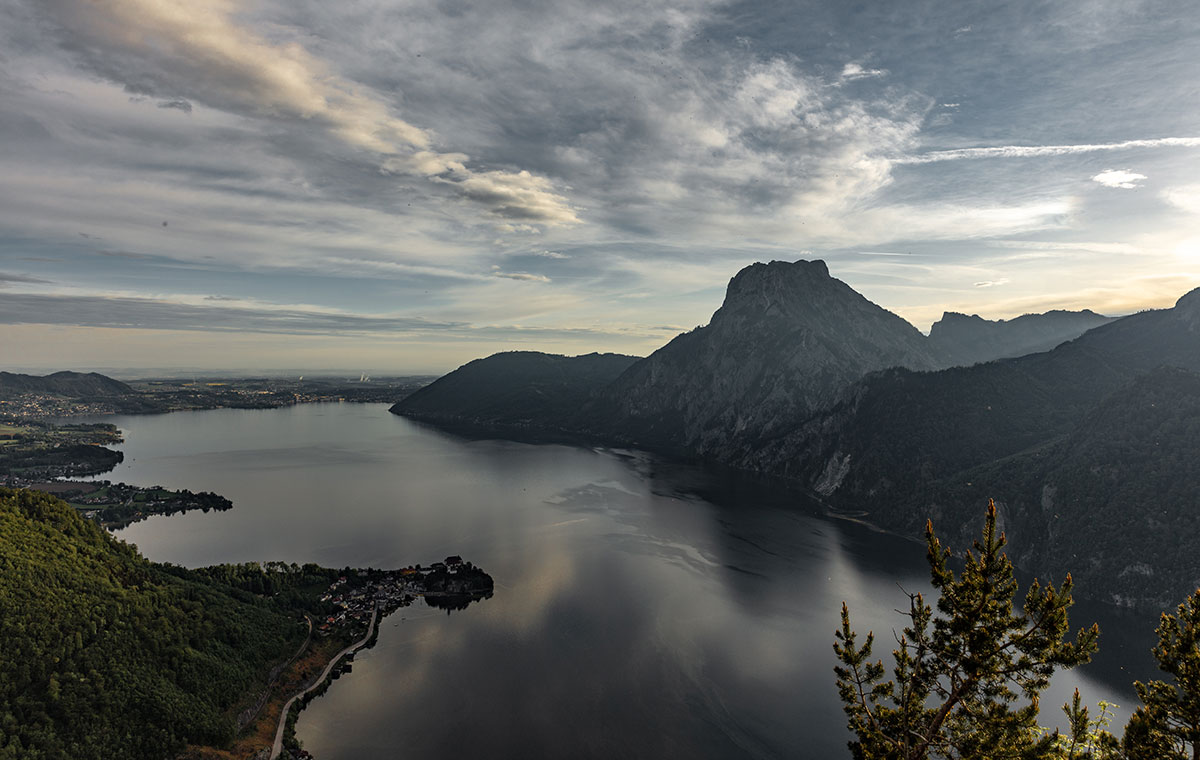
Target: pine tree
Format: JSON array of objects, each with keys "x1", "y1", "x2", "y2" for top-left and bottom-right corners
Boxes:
[
  {"x1": 834, "y1": 500, "x2": 1100, "y2": 759},
  {"x1": 1122, "y1": 590, "x2": 1200, "y2": 759}
]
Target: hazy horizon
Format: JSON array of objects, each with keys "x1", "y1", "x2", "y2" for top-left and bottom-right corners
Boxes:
[{"x1": 5, "y1": 265, "x2": 1191, "y2": 375}]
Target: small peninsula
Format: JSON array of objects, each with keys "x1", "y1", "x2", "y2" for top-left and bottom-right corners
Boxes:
[
  {"x1": 0, "y1": 487, "x2": 494, "y2": 760},
  {"x1": 0, "y1": 419, "x2": 235, "y2": 528}
]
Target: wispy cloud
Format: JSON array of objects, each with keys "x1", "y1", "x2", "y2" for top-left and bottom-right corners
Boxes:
[
  {"x1": 492, "y1": 271, "x2": 551, "y2": 283},
  {"x1": 33, "y1": 0, "x2": 578, "y2": 227},
  {"x1": 898, "y1": 137, "x2": 1200, "y2": 164},
  {"x1": 0, "y1": 272, "x2": 51, "y2": 286},
  {"x1": 841, "y1": 62, "x2": 886, "y2": 80},
  {"x1": 0, "y1": 291, "x2": 638, "y2": 339}
]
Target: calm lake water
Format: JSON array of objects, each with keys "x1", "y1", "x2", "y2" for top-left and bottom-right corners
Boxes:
[{"x1": 93, "y1": 403, "x2": 1154, "y2": 759}]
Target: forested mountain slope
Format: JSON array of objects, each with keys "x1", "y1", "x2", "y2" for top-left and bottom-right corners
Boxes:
[
  {"x1": 0, "y1": 488, "x2": 310, "y2": 760},
  {"x1": 392, "y1": 351, "x2": 639, "y2": 429}
]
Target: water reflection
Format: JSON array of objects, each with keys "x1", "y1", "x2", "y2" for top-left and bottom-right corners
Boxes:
[{"x1": 89, "y1": 404, "x2": 1156, "y2": 758}]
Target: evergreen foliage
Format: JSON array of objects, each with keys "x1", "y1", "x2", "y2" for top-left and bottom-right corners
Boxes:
[
  {"x1": 0, "y1": 487, "x2": 312, "y2": 760},
  {"x1": 834, "y1": 501, "x2": 1099, "y2": 759},
  {"x1": 1123, "y1": 590, "x2": 1200, "y2": 759}
]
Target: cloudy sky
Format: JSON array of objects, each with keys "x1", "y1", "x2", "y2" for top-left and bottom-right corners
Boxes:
[{"x1": 1, "y1": 0, "x2": 1198, "y2": 373}]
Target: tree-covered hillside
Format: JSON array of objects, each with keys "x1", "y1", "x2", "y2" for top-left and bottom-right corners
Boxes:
[
  {"x1": 927, "y1": 367, "x2": 1200, "y2": 610},
  {"x1": 0, "y1": 488, "x2": 316, "y2": 760},
  {"x1": 392, "y1": 351, "x2": 639, "y2": 430}
]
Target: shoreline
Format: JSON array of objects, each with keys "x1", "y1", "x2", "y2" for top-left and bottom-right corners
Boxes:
[{"x1": 271, "y1": 605, "x2": 380, "y2": 760}]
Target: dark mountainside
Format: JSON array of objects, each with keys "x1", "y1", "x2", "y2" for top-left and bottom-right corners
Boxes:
[
  {"x1": 393, "y1": 351, "x2": 640, "y2": 429},
  {"x1": 762, "y1": 287, "x2": 1200, "y2": 501},
  {"x1": 928, "y1": 309, "x2": 1114, "y2": 367},
  {"x1": 745, "y1": 289, "x2": 1200, "y2": 606},
  {"x1": 930, "y1": 367, "x2": 1200, "y2": 611},
  {"x1": 577, "y1": 259, "x2": 942, "y2": 456},
  {"x1": 0, "y1": 371, "x2": 135, "y2": 398}
]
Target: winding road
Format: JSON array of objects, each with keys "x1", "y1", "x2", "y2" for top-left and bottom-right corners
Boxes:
[{"x1": 270, "y1": 604, "x2": 379, "y2": 759}]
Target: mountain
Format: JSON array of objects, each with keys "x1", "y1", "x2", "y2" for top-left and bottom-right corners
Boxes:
[
  {"x1": 579, "y1": 259, "x2": 941, "y2": 455},
  {"x1": 924, "y1": 367, "x2": 1200, "y2": 610},
  {"x1": 0, "y1": 487, "x2": 311, "y2": 759},
  {"x1": 745, "y1": 288, "x2": 1200, "y2": 606},
  {"x1": 388, "y1": 266, "x2": 1200, "y2": 608},
  {"x1": 928, "y1": 309, "x2": 1114, "y2": 367},
  {"x1": 0, "y1": 371, "x2": 135, "y2": 398},
  {"x1": 391, "y1": 351, "x2": 640, "y2": 430}
]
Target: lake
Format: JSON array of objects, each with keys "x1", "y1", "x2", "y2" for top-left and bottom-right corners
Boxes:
[{"x1": 95, "y1": 403, "x2": 1154, "y2": 758}]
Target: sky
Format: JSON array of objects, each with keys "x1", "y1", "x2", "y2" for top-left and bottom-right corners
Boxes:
[{"x1": 1, "y1": 0, "x2": 1199, "y2": 374}]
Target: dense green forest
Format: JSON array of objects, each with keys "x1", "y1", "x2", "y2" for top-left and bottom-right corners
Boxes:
[
  {"x1": 0, "y1": 488, "x2": 334, "y2": 760},
  {"x1": 394, "y1": 351, "x2": 639, "y2": 429}
]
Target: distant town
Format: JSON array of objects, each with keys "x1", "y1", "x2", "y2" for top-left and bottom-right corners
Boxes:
[
  {"x1": 0, "y1": 372, "x2": 433, "y2": 419},
  {"x1": 0, "y1": 372, "x2": 434, "y2": 528}
]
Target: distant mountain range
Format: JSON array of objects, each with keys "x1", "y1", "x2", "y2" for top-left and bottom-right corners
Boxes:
[
  {"x1": 928, "y1": 308, "x2": 1114, "y2": 367},
  {"x1": 392, "y1": 259, "x2": 1200, "y2": 609}
]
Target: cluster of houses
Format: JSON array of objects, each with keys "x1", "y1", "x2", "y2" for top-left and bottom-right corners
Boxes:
[{"x1": 315, "y1": 556, "x2": 469, "y2": 636}]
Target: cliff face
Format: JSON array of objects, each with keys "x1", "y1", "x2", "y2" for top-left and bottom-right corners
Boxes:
[
  {"x1": 928, "y1": 309, "x2": 1113, "y2": 367},
  {"x1": 585, "y1": 260, "x2": 941, "y2": 455}
]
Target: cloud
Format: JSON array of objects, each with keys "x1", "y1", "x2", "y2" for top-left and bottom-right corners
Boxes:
[
  {"x1": 974, "y1": 279, "x2": 1009, "y2": 288},
  {"x1": 0, "y1": 272, "x2": 50, "y2": 286},
  {"x1": 32, "y1": 0, "x2": 576, "y2": 227},
  {"x1": 441, "y1": 170, "x2": 578, "y2": 226},
  {"x1": 492, "y1": 271, "x2": 551, "y2": 283},
  {"x1": 898, "y1": 137, "x2": 1200, "y2": 164},
  {"x1": 1091, "y1": 169, "x2": 1147, "y2": 189},
  {"x1": 0, "y1": 291, "x2": 630, "y2": 338},
  {"x1": 986, "y1": 240, "x2": 1142, "y2": 254},
  {"x1": 1161, "y1": 185, "x2": 1200, "y2": 215},
  {"x1": 156, "y1": 99, "x2": 193, "y2": 114},
  {"x1": 841, "y1": 62, "x2": 886, "y2": 80}
]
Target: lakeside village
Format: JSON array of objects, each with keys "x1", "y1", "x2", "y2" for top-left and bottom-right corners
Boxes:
[
  {"x1": 317, "y1": 556, "x2": 495, "y2": 638},
  {"x1": 0, "y1": 419, "x2": 234, "y2": 528}
]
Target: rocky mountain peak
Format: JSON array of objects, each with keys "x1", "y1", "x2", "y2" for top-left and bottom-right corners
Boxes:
[
  {"x1": 1176, "y1": 286, "x2": 1200, "y2": 312},
  {"x1": 590, "y1": 258, "x2": 940, "y2": 454},
  {"x1": 718, "y1": 259, "x2": 835, "y2": 317},
  {"x1": 1175, "y1": 287, "x2": 1200, "y2": 329}
]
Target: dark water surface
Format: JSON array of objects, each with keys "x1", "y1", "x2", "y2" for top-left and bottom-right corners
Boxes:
[{"x1": 97, "y1": 403, "x2": 1153, "y2": 759}]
